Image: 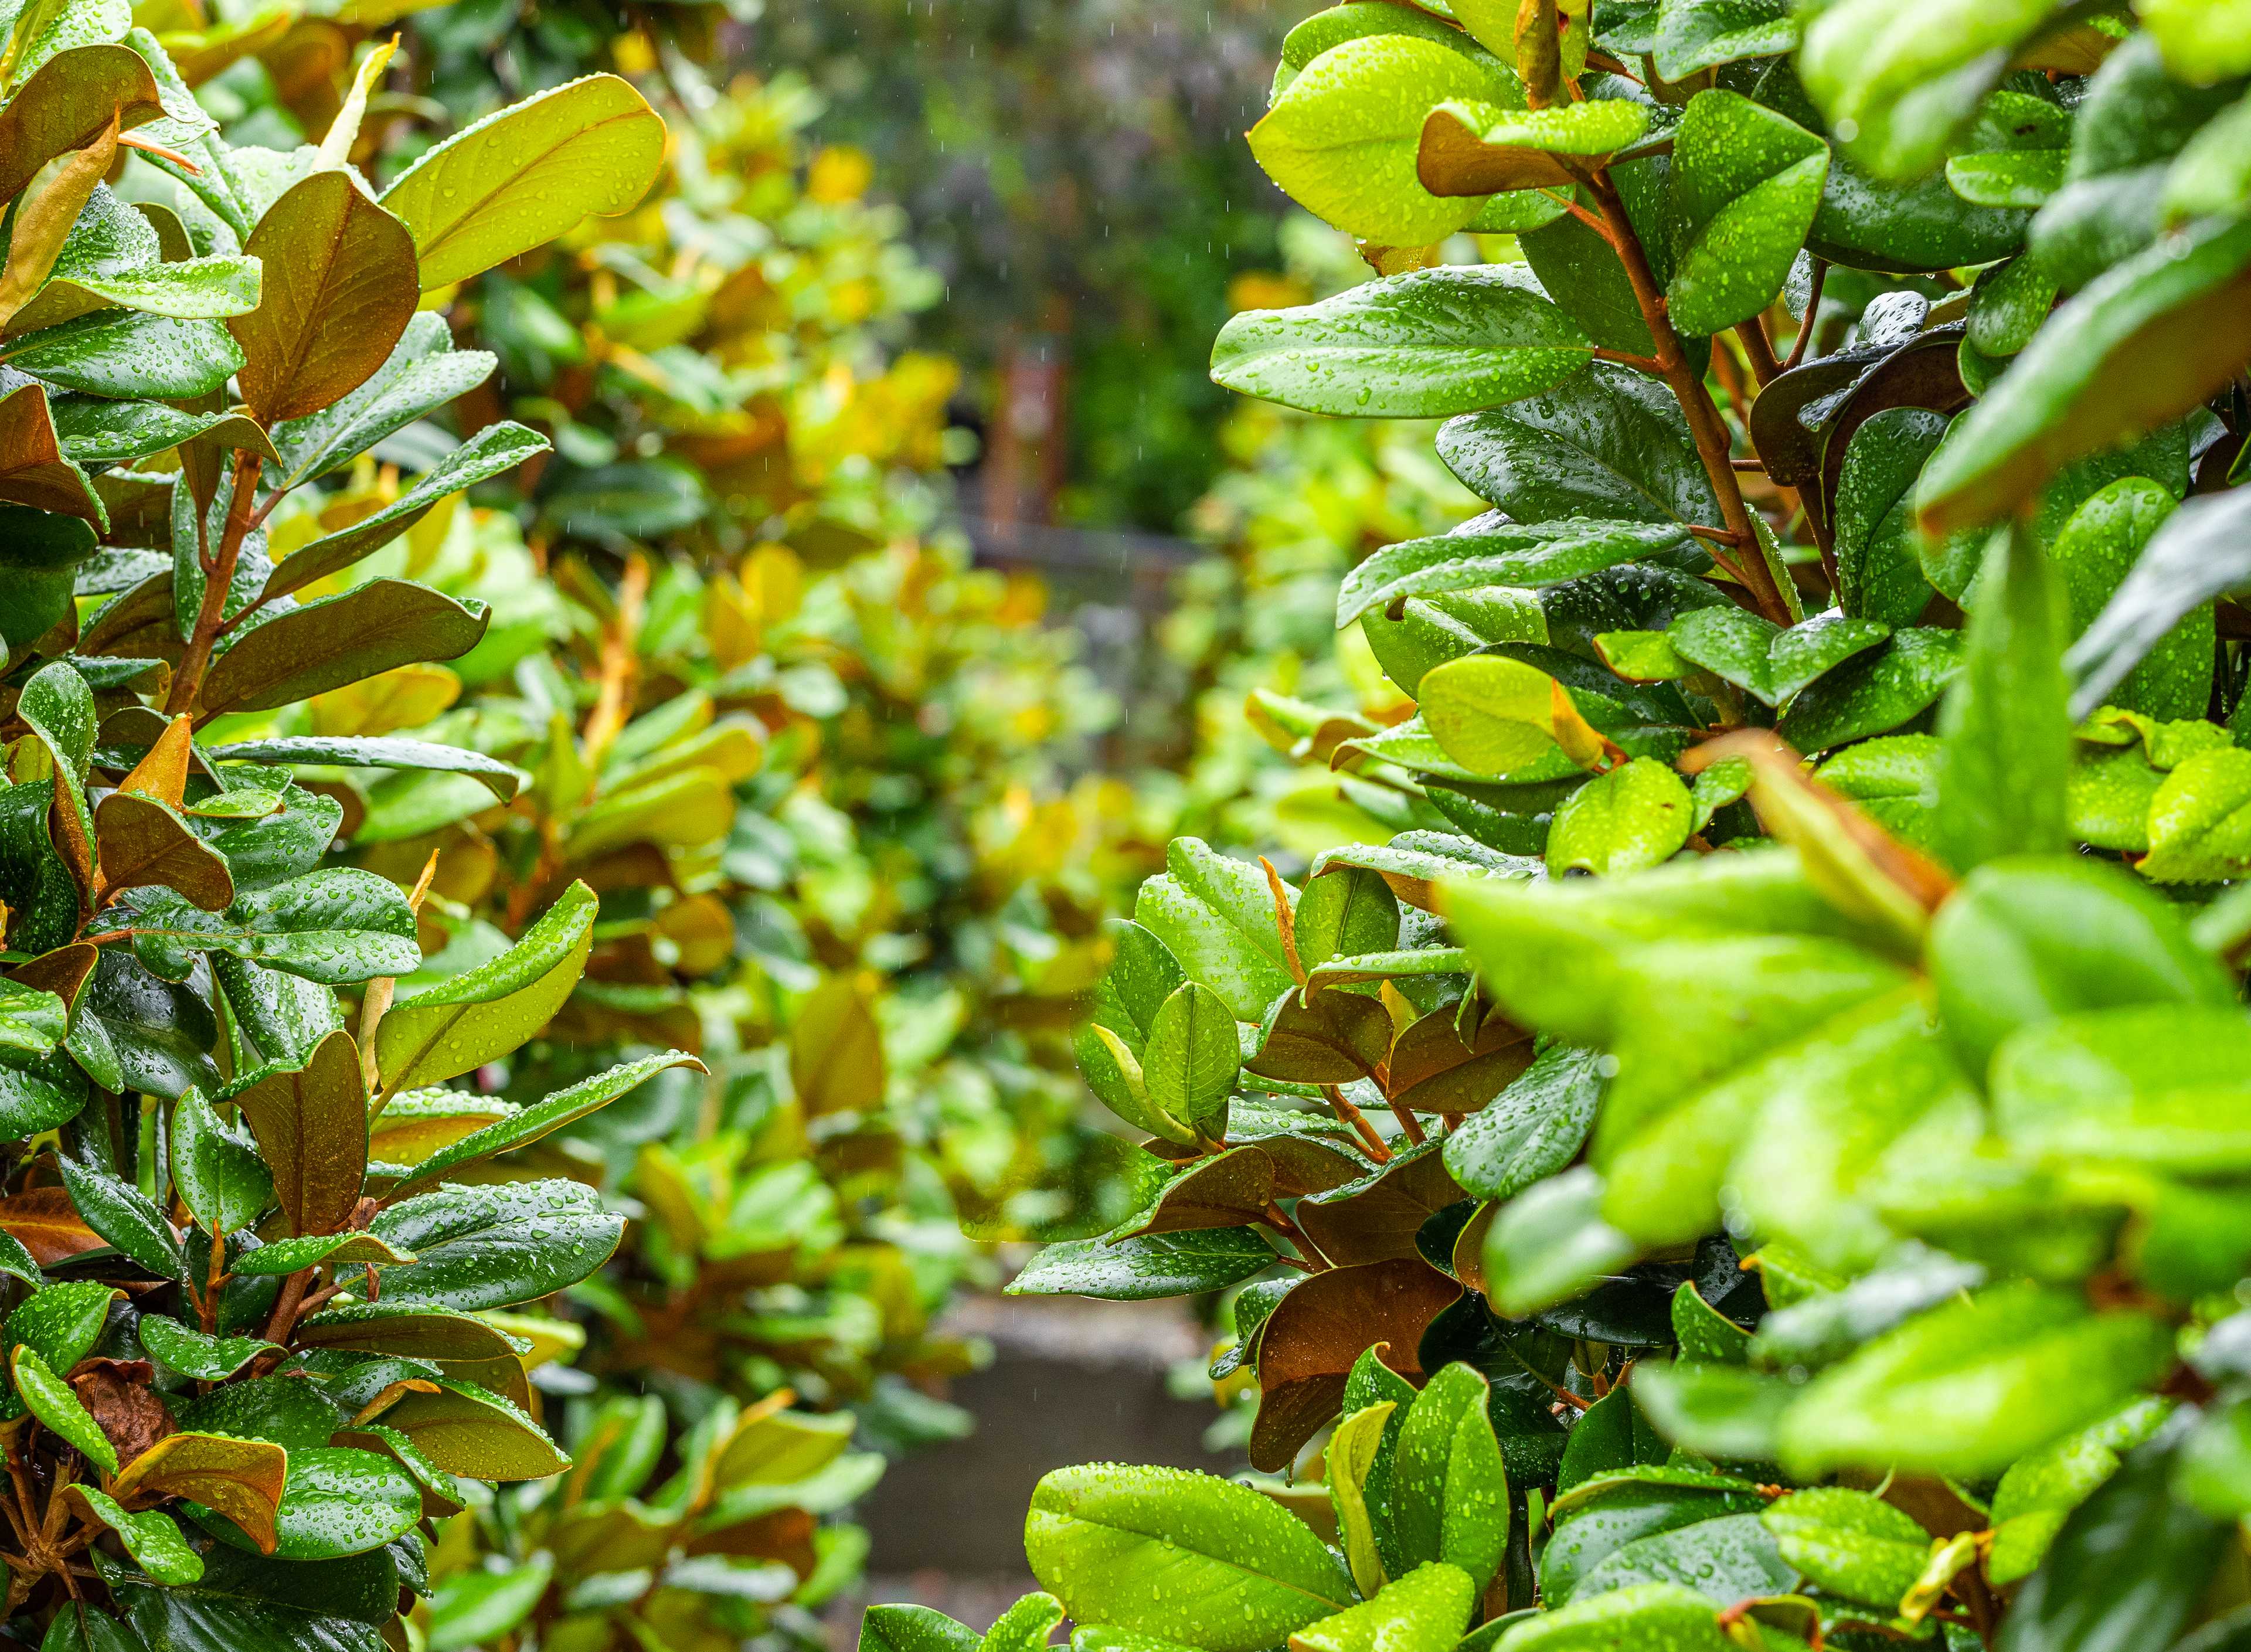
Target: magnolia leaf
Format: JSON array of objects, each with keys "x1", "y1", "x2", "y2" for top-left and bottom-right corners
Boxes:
[{"x1": 376, "y1": 881, "x2": 592, "y2": 1090}]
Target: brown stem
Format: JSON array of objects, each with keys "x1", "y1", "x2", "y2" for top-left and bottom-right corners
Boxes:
[
  {"x1": 166, "y1": 450, "x2": 262, "y2": 715},
  {"x1": 1783, "y1": 259, "x2": 1827, "y2": 372},
  {"x1": 1261, "y1": 1203, "x2": 1327, "y2": 1269},
  {"x1": 1585, "y1": 174, "x2": 1790, "y2": 625},
  {"x1": 1322, "y1": 1085, "x2": 1391, "y2": 1162},
  {"x1": 1737, "y1": 314, "x2": 1780, "y2": 387},
  {"x1": 1384, "y1": 1093, "x2": 1428, "y2": 1146},
  {"x1": 261, "y1": 1267, "x2": 311, "y2": 1345},
  {"x1": 1592, "y1": 347, "x2": 1664, "y2": 373},
  {"x1": 200, "y1": 1221, "x2": 225, "y2": 1335}
]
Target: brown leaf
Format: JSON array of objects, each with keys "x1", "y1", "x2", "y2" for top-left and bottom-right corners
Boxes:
[
  {"x1": 0, "y1": 382, "x2": 100, "y2": 523},
  {"x1": 683, "y1": 1505, "x2": 819, "y2": 1577},
  {"x1": 1245, "y1": 991, "x2": 1393, "y2": 1086},
  {"x1": 1248, "y1": 1257, "x2": 1461, "y2": 1473},
  {"x1": 6, "y1": 941, "x2": 96, "y2": 1010},
  {"x1": 117, "y1": 714, "x2": 193, "y2": 807},
  {"x1": 70, "y1": 1358, "x2": 172, "y2": 1466},
  {"x1": 0, "y1": 118, "x2": 117, "y2": 330},
  {"x1": 113, "y1": 1430, "x2": 287, "y2": 1555},
  {"x1": 789, "y1": 976, "x2": 885, "y2": 1116},
  {"x1": 230, "y1": 169, "x2": 416, "y2": 423},
  {"x1": 1389, "y1": 1006, "x2": 1536, "y2": 1113},
  {"x1": 229, "y1": 1027, "x2": 368, "y2": 1235},
  {"x1": 0, "y1": 1186, "x2": 102, "y2": 1265},
  {"x1": 94, "y1": 791, "x2": 234, "y2": 911},
  {"x1": 0, "y1": 46, "x2": 162, "y2": 203},
  {"x1": 1417, "y1": 105, "x2": 1579, "y2": 197},
  {"x1": 1116, "y1": 1148, "x2": 1276, "y2": 1238},
  {"x1": 1295, "y1": 1142, "x2": 1464, "y2": 1266}
]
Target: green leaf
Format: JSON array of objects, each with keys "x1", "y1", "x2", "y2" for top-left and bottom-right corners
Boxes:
[
  {"x1": 294, "y1": 1303, "x2": 528, "y2": 1362},
  {"x1": 1211, "y1": 266, "x2": 1592, "y2": 419},
  {"x1": 1541, "y1": 1480, "x2": 1770, "y2": 1605},
  {"x1": 862, "y1": 1606, "x2": 980, "y2": 1652},
  {"x1": 1420, "y1": 655, "x2": 1604, "y2": 779},
  {"x1": 2, "y1": 311, "x2": 243, "y2": 398},
  {"x1": 0, "y1": 45, "x2": 161, "y2": 204},
  {"x1": 1798, "y1": 0, "x2": 2067, "y2": 180},
  {"x1": 1249, "y1": 34, "x2": 1508, "y2": 242},
  {"x1": 1929, "y1": 858, "x2": 2235, "y2": 1080},
  {"x1": 1628, "y1": 1362, "x2": 1800, "y2": 1464},
  {"x1": 201, "y1": 1446, "x2": 419, "y2": 1561},
  {"x1": 8, "y1": 1281, "x2": 117, "y2": 1374},
  {"x1": 1992, "y1": 1004, "x2": 2251, "y2": 1171},
  {"x1": 1988, "y1": 1396, "x2": 2172, "y2": 1585},
  {"x1": 2066, "y1": 488, "x2": 2251, "y2": 720},
  {"x1": 1760, "y1": 1488, "x2": 1927, "y2": 1609},
  {"x1": 1133, "y1": 838, "x2": 1296, "y2": 1022},
  {"x1": 364, "y1": 1379, "x2": 567, "y2": 1480},
  {"x1": 1545, "y1": 758, "x2": 1692, "y2": 877},
  {"x1": 13, "y1": 1344, "x2": 114, "y2": 1473},
  {"x1": 1666, "y1": 90, "x2": 1830, "y2": 337},
  {"x1": 172, "y1": 1086, "x2": 272, "y2": 1235},
  {"x1": 426, "y1": 1554, "x2": 553, "y2": 1652},
  {"x1": 383, "y1": 1048, "x2": 703, "y2": 1199},
  {"x1": 1775, "y1": 628, "x2": 1961, "y2": 753},
  {"x1": 235, "y1": 1232, "x2": 412, "y2": 1275},
  {"x1": 267, "y1": 311, "x2": 496, "y2": 485},
  {"x1": 262, "y1": 421, "x2": 548, "y2": 600},
  {"x1": 1494, "y1": 1582, "x2": 1729, "y2": 1652},
  {"x1": 198, "y1": 579, "x2": 491, "y2": 716},
  {"x1": 1436, "y1": 363, "x2": 1721, "y2": 529},
  {"x1": 380, "y1": 73, "x2": 665, "y2": 290},
  {"x1": 1933, "y1": 523, "x2": 2070, "y2": 872},
  {"x1": 1395, "y1": 1364, "x2": 1509, "y2": 1592},
  {"x1": 1998, "y1": 1436, "x2": 2233, "y2": 1652},
  {"x1": 117, "y1": 1571, "x2": 381, "y2": 1652},
  {"x1": 1917, "y1": 217, "x2": 2251, "y2": 534},
  {"x1": 175, "y1": 1374, "x2": 344, "y2": 1452},
  {"x1": 1024, "y1": 1463, "x2": 1355, "y2": 1652},
  {"x1": 1444, "y1": 1044, "x2": 1601, "y2": 1202},
  {"x1": 1670, "y1": 608, "x2": 1892, "y2": 707},
  {"x1": 139, "y1": 1316, "x2": 280, "y2": 1381},
  {"x1": 230, "y1": 169, "x2": 414, "y2": 424},
  {"x1": 2141, "y1": 746, "x2": 2251, "y2": 882},
  {"x1": 1672, "y1": 1283, "x2": 1750, "y2": 1365},
  {"x1": 1297, "y1": 1563, "x2": 1476, "y2": 1652},
  {"x1": 1573, "y1": 1512, "x2": 1794, "y2": 1604},
  {"x1": 1482, "y1": 1166, "x2": 1635, "y2": 1317},
  {"x1": 376, "y1": 879, "x2": 590, "y2": 1090},
  {"x1": 1949, "y1": 148, "x2": 2068, "y2": 208},
  {"x1": 1417, "y1": 97, "x2": 1648, "y2": 197},
  {"x1": 62, "y1": 1486, "x2": 202, "y2": 1583},
  {"x1": 1006, "y1": 1228, "x2": 1274, "y2": 1301},
  {"x1": 1140, "y1": 982, "x2": 1238, "y2": 1144},
  {"x1": 1295, "y1": 866, "x2": 1403, "y2": 973},
  {"x1": 2049, "y1": 479, "x2": 2210, "y2": 721},
  {"x1": 1326, "y1": 1401, "x2": 1397, "y2": 1597},
  {"x1": 370, "y1": 1179, "x2": 623, "y2": 1311},
  {"x1": 1652, "y1": 0, "x2": 1793, "y2": 80},
  {"x1": 210, "y1": 735, "x2": 525, "y2": 805},
  {"x1": 129, "y1": 868, "x2": 420, "y2": 986},
  {"x1": 1337, "y1": 520, "x2": 1696, "y2": 627},
  {"x1": 1776, "y1": 1284, "x2": 2172, "y2": 1480},
  {"x1": 57, "y1": 1159, "x2": 181, "y2": 1279}
]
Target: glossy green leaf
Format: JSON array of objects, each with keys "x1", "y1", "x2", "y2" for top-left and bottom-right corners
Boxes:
[
  {"x1": 57, "y1": 1159, "x2": 181, "y2": 1280},
  {"x1": 139, "y1": 1316, "x2": 281, "y2": 1381},
  {"x1": 380, "y1": 73, "x2": 664, "y2": 289},
  {"x1": 1495, "y1": 1581, "x2": 1729, "y2": 1652},
  {"x1": 363, "y1": 1379, "x2": 567, "y2": 1480},
  {"x1": 1007, "y1": 1227, "x2": 1274, "y2": 1301},
  {"x1": 1666, "y1": 91, "x2": 1829, "y2": 336},
  {"x1": 13, "y1": 1345, "x2": 114, "y2": 1473},
  {"x1": 198, "y1": 579, "x2": 490, "y2": 716},
  {"x1": 1545, "y1": 759, "x2": 1692, "y2": 877},
  {"x1": 1652, "y1": 0, "x2": 1793, "y2": 80},
  {"x1": 1760, "y1": 1488, "x2": 1927, "y2": 1609},
  {"x1": 370, "y1": 1178, "x2": 623, "y2": 1311},
  {"x1": 2, "y1": 311, "x2": 244, "y2": 398},
  {"x1": 1212, "y1": 266, "x2": 1592, "y2": 420},
  {"x1": 1337, "y1": 521, "x2": 1696, "y2": 628},
  {"x1": 1141, "y1": 981, "x2": 1238, "y2": 1144},
  {"x1": 426, "y1": 1555, "x2": 553, "y2": 1652},
  {"x1": 1776, "y1": 628, "x2": 1961, "y2": 752},
  {"x1": 1776, "y1": 1285, "x2": 2172, "y2": 1479},
  {"x1": 1024, "y1": 1463, "x2": 1355, "y2": 1652},
  {"x1": 1992, "y1": 1003, "x2": 2251, "y2": 1170},
  {"x1": 63, "y1": 1486, "x2": 202, "y2": 1583},
  {"x1": 172, "y1": 1085, "x2": 272, "y2": 1235},
  {"x1": 1296, "y1": 1563, "x2": 1475, "y2": 1652},
  {"x1": 2065, "y1": 485, "x2": 2248, "y2": 720},
  {"x1": 1394, "y1": 1364, "x2": 1509, "y2": 1592},
  {"x1": 130, "y1": 869, "x2": 419, "y2": 986},
  {"x1": 376, "y1": 879, "x2": 591, "y2": 1090},
  {"x1": 1133, "y1": 838, "x2": 1296, "y2": 1022}
]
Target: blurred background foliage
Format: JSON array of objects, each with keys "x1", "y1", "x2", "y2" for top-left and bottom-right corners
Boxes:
[{"x1": 113, "y1": 0, "x2": 1438, "y2": 1637}]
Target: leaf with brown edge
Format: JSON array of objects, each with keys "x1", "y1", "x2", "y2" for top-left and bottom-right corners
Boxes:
[
  {"x1": 1245, "y1": 990, "x2": 1393, "y2": 1086},
  {"x1": 0, "y1": 118, "x2": 117, "y2": 331},
  {"x1": 112, "y1": 1430, "x2": 288, "y2": 1556},
  {"x1": 1114, "y1": 1148, "x2": 1276, "y2": 1238},
  {"x1": 361, "y1": 1378, "x2": 569, "y2": 1480},
  {"x1": 1249, "y1": 1257, "x2": 1461, "y2": 1473},
  {"x1": 197, "y1": 578, "x2": 491, "y2": 717},
  {"x1": 1296, "y1": 1141, "x2": 1465, "y2": 1267},
  {"x1": 293, "y1": 1303, "x2": 530, "y2": 1361},
  {"x1": 94, "y1": 792, "x2": 234, "y2": 911},
  {"x1": 70, "y1": 1356, "x2": 173, "y2": 1466},
  {"x1": 230, "y1": 171, "x2": 416, "y2": 424},
  {"x1": 0, "y1": 380, "x2": 100, "y2": 524},
  {"x1": 1684, "y1": 729, "x2": 1952, "y2": 955},
  {"x1": 8, "y1": 941, "x2": 96, "y2": 1011},
  {"x1": 0, "y1": 45, "x2": 163, "y2": 203},
  {"x1": 1389, "y1": 1005, "x2": 1535, "y2": 1113},
  {"x1": 0, "y1": 1185, "x2": 101, "y2": 1265},
  {"x1": 117, "y1": 713, "x2": 192, "y2": 807},
  {"x1": 225, "y1": 1026, "x2": 365, "y2": 1236}
]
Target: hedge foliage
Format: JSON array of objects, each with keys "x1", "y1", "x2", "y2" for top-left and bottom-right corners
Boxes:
[{"x1": 868, "y1": 5, "x2": 2251, "y2": 1652}]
